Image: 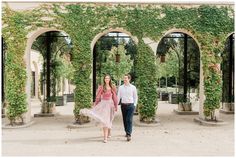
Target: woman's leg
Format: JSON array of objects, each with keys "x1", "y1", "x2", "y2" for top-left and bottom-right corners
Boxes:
[
  {"x1": 108, "y1": 128, "x2": 111, "y2": 138},
  {"x1": 103, "y1": 127, "x2": 108, "y2": 142}
]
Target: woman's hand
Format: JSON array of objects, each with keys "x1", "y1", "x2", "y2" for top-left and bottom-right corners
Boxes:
[{"x1": 92, "y1": 102, "x2": 96, "y2": 107}]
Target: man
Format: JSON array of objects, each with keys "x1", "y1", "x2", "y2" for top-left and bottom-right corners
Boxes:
[{"x1": 117, "y1": 74, "x2": 138, "y2": 141}]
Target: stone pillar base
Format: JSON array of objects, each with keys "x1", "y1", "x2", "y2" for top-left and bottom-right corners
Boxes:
[
  {"x1": 2, "y1": 121, "x2": 35, "y2": 129},
  {"x1": 134, "y1": 119, "x2": 160, "y2": 127},
  {"x1": 34, "y1": 112, "x2": 59, "y2": 117},
  {"x1": 193, "y1": 117, "x2": 227, "y2": 126},
  {"x1": 173, "y1": 109, "x2": 199, "y2": 115}
]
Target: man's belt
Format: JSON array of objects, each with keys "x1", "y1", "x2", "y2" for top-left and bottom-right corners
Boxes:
[{"x1": 121, "y1": 103, "x2": 133, "y2": 105}]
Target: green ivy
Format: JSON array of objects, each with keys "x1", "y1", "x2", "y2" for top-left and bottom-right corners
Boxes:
[
  {"x1": 2, "y1": 3, "x2": 234, "y2": 123},
  {"x1": 204, "y1": 68, "x2": 222, "y2": 119},
  {"x1": 136, "y1": 40, "x2": 158, "y2": 122},
  {"x1": 3, "y1": 8, "x2": 28, "y2": 124}
]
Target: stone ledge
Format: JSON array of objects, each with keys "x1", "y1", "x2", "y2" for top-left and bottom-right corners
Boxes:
[
  {"x1": 134, "y1": 118, "x2": 161, "y2": 127},
  {"x1": 193, "y1": 117, "x2": 227, "y2": 126},
  {"x1": 2, "y1": 121, "x2": 35, "y2": 129},
  {"x1": 220, "y1": 109, "x2": 234, "y2": 114},
  {"x1": 67, "y1": 121, "x2": 96, "y2": 129},
  {"x1": 34, "y1": 112, "x2": 59, "y2": 117},
  {"x1": 173, "y1": 109, "x2": 199, "y2": 115}
]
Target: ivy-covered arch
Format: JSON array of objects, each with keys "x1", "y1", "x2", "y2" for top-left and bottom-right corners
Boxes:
[
  {"x1": 159, "y1": 28, "x2": 201, "y2": 46},
  {"x1": 91, "y1": 27, "x2": 139, "y2": 50},
  {"x1": 24, "y1": 28, "x2": 73, "y2": 118},
  {"x1": 223, "y1": 32, "x2": 235, "y2": 43},
  {"x1": 155, "y1": 28, "x2": 203, "y2": 109},
  {"x1": 2, "y1": 3, "x2": 234, "y2": 125},
  {"x1": 90, "y1": 27, "x2": 138, "y2": 101}
]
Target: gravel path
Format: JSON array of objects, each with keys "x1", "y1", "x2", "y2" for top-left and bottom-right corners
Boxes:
[{"x1": 2, "y1": 100, "x2": 234, "y2": 156}]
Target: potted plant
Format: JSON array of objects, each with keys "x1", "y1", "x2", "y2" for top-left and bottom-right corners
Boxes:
[
  {"x1": 48, "y1": 102, "x2": 56, "y2": 113},
  {"x1": 41, "y1": 99, "x2": 56, "y2": 114},
  {"x1": 178, "y1": 95, "x2": 192, "y2": 111},
  {"x1": 41, "y1": 101, "x2": 48, "y2": 113}
]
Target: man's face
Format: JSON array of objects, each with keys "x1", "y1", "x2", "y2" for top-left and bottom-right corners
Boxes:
[{"x1": 124, "y1": 76, "x2": 130, "y2": 84}]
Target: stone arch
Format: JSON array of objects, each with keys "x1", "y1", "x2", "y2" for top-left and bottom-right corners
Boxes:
[
  {"x1": 156, "y1": 28, "x2": 204, "y2": 118},
  {"x1": 223, "y1": 32, "x2": 235, "y2": 43},
  {"x1": 91, "y1": 27, "x2": 139, "y2": 51},
  {"x1": 24, "y1": 28, "x2": 71, "y2": 122},
  {"x1": 158, "y1": 28, "x2": 201, "y2": 51},
  {"x1": 143, "y1": 29, "x2": 201, "y2": 57},
  {"x1": 90, "y1": 28, "x2": 138, "y2": 100}
]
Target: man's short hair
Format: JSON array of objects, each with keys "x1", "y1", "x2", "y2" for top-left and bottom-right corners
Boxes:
[{"x1": 124, "y1": 74, "x2": 131, "y2": 80}]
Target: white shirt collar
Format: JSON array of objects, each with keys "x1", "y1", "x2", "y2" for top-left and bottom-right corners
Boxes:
[{"x1": 124, "y1": 83, "x2": 131, "y2": 87}]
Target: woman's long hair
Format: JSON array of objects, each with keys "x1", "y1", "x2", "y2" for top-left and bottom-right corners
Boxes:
[{"x1": 103, "y1": 74, "x2": 115, "y2": 92}]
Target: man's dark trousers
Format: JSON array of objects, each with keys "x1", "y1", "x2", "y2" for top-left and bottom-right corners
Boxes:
[{"x1": 121, "y1": 103, "x2": 135, "y2": 136}]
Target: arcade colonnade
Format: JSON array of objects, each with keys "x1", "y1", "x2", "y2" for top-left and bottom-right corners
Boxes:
[{"x1": 2, "y1": 2, "x2": 234, "y2": 125}]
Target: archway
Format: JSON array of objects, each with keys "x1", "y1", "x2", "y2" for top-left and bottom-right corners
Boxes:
[
  {"x1": 25, "y1": 29, "x2": 74, "y2": 120},
  {"x1": 91, "y1": 28, "x2": 138, "y2": 102},
  {"x1": 221, "y1": 33, "x2": 234, "y2": 113},
  {"x1": 156, "y1": 31, "x2": 201, "y2": 115}
]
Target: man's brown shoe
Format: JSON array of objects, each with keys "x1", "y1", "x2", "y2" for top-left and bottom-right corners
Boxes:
[{"x1": 127, "y1": 135, "x2": 131, "y2": 141}]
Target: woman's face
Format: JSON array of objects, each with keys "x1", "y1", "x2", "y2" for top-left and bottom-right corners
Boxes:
[{"x1": 104, "y1": 76, "x2": 110, "y2": 84}]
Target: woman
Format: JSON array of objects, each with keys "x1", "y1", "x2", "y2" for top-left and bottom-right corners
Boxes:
[{"x1": 80, "y1": 74, "x2": 118, "y2": 143}]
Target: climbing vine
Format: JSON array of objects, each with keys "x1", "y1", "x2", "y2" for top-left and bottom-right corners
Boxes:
[
  {"x1": 136, "y1": 40, "x2": 158, "y2": 122},
  {"x1": 2, "y1": 3, "x2": 234, "y2": 124}
]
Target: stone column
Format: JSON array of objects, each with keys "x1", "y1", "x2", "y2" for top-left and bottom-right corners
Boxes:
[
  {"x1": 24, "y1": 37, "x2": 32, "y2": 124},
  {"x1": 198, "y1": 59, "x2": 205, "y2": 119},
  {"x1": 64, "y1": 78, "x2": 69, "y2": 94},
  {"x1": 198, "y1": 62, "x2": 221, "y2": 120}
]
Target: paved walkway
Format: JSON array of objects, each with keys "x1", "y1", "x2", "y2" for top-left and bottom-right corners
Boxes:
[{"x1": 2, "y1": 100, "x2": 234, "y2": 156}]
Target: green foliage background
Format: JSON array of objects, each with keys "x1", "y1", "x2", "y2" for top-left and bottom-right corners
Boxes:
[{"x1": 2, "y1": 3, "x2": 234, "y2": 122}]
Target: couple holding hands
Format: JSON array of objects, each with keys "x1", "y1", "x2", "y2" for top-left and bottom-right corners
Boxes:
[{"x1": 80, "y1": 74, "x2": 138, "y2": 143}]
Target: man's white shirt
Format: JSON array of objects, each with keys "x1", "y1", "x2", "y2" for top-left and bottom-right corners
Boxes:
[{"x1": 117, "y1": 83, "x2": 138, "y2": 106}]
